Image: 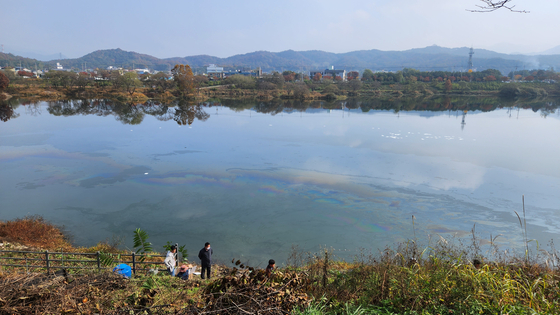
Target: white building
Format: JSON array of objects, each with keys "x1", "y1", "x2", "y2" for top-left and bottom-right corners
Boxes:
[{"x1": 207, "y1": 64, "x2": 223, "y2": 74}]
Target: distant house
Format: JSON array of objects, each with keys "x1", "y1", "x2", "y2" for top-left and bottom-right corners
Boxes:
[
  {"x1": 223, "y1": 69, "x2": 261, "y2": 78},
  {"x1": 309, "y1": 66, "x2": 347, "y2": 81},
  {"x1": 134, "y1": 68, "x2": 151, "y2": 75},
  {"x1": 206, "y1": 64, "x2": 224, "y2": 79}
]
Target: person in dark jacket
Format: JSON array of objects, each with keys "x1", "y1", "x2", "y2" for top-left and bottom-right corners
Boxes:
[
  {"x1": 265, "y1": 259, "x2": 275, "y2": 277},
  {"x1": 198, "y1": 242, "x2": 213, "y2": 279}
]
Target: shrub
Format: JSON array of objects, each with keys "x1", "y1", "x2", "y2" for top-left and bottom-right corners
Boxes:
[{"x1": 0, "y1": 215, "x2": 71, "y2": 249}]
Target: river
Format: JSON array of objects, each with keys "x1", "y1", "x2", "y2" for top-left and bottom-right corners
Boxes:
[{"x1": 1, "y1": 97, "x2": 559, "y2": 266}]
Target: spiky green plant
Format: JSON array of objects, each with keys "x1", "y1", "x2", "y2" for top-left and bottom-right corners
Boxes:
[{"x1": 133, "y1": 228, "x2": 152, "y2": 262}]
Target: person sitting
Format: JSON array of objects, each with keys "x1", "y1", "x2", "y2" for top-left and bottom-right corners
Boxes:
[
  {"x1": 265, "y1": 259, "x2": 275, "y2": 277},
  {"x1": 176, "y1": 264, "x2": 192, "y2": 280},
  {"x1": 473, "y1": 259, "x2": 482, "y2": 270}
]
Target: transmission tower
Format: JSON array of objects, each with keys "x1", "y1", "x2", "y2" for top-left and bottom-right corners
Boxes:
[{"x1": 468, "y1": 47, "x2": 474, "y2": 71}]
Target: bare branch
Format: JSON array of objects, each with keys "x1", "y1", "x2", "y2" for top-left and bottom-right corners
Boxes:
[{"x1": 468, "y1": 0, "x2": 529, "y2": 13}]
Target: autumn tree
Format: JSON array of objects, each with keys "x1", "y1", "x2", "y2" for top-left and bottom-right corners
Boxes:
[
  {"x1": 17, "y1": 70, "x2": 34, "y2": 78},
  {"x1": 171, "y1": 64, "x2": 195, "y2": 96},
  {"x1": 312, "y1": 72, "x2": 322, "y2": 81},
  {"x1": 282, "y1": 71, "x2": 296, "y2": 82},
  {"x1": 347, "y1": 71, "x2": 359, "y2": 80},
  {"x1": 444, "y1": 79, "x2": 452, "y2": 92},
  {"x1": 0, "y1": 71, "x2": 9, "y2": 91},
  {"x1": 193, "y1": 75, "x2": 209, "y2": 88}
]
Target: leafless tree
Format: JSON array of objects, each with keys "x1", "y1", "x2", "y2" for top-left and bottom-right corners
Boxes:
[{"x1": 469, "y1": 0, "x2": 528, "y2": 13}]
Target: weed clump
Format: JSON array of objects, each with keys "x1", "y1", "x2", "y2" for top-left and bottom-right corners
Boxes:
[{"x1": 0, "y1": 215, "x2": 72, "y2": 250}]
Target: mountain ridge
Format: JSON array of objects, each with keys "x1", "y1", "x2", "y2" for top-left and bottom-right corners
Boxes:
[{"x1": 2, "y1": 46, "x2": 560, "y2": 75}]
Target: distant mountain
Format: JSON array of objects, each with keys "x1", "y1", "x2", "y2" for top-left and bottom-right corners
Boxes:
[
  {"x1": 7, "y1": 50, "x2": 69, "y2": 61},
  {"x1": 540, "y1": 45, "x2": 560, "y2": 55},
  {"x1": 4, "y1": 46, "x2": 560, "y2": 75}
]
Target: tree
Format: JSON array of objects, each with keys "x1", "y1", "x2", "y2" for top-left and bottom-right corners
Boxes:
[
  {"x1": 444, "y1": 79, "x2": 452, "y2": 92},
  {"x1": 117, "y1": 72, "x2": 142, "y2": 95},
  {"x1": 171, "y1": 64, "x2": 195, "y2": 96},
  {"x1": 0, "y1": 104, "x2": 15, "y2": 122},
  {"x1": 260, "y1": 73, "x2": 284, "y2": 89},
  {"x1": 226, "y1": 74, "x2": 256, "y2": 89},
  {"x1": 313, "y1": 72, "x2": 322, "y2": 81},
  {"x1": 0, "y1": 71, "x2": 9, "y2": 91},
  {"x1": 43, "y1": 71, "x2": 76, "y2": 89},
  {"x1": 193, "y1": 75, "x2": 208, "y2": 88},
  {"x1": 150, "y1": 72, "x2": 173, "y2": 93},
  {"x1": 17, "y1": 70, "x2": 34, "y2": 78},
  {"x1": 282, "y1": 71, "x2": 296, "y2": 82},
  {"x1": 349, "y1": 79, "x2": 362, "y2": 91},
  {"x1": 362, "y1": 69, "x2": 374, "y2": 81},
  {"x1": 347, "y1": 71, "x2": 359, "y2": 81},
  {"x1": 469, "y1": 0, "x2": 528, "y2": 13},
  {"x1": 75, "y1": 72, "x2": 90, "y2": 90}
]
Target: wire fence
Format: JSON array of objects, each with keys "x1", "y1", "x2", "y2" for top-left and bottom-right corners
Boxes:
[{"x1": 0, "y1": 250, "x2": 169, "y2": 275}]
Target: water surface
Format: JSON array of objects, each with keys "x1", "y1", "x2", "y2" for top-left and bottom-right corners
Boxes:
[{"x1": 1, "y1": 98, "x2": 559, "y2": 265}]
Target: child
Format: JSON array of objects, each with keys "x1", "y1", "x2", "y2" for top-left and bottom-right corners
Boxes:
[{"x1": 265, "y1": 259, "x2": 275, "y2": 277}]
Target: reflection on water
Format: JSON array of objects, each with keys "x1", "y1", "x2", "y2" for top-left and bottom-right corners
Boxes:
[
  {"x1": 1, "y1": 97, "x2": 560, "y2": 265},
  {"x1": 1, "y1": 96, "x2": 558, "y2": 124}
]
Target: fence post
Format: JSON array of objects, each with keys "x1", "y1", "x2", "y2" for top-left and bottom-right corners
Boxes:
[
  {"x1": 45, "y1": 250, "x2": 50, "y2": 274},
  {"x1": 132, "y1": 253, "x2": 136, "y2": 275},
  {"x1": 96, "y1": 251, "x2": 101, "y2": 271}
]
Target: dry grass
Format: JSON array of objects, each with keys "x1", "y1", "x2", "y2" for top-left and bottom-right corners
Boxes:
[{"x1": 0, "y1": 216, "x2": 72, "y2": 250}]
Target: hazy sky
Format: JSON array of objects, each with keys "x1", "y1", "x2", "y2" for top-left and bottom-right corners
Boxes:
[{"x1": 1, "y1": 0, "x2": 558, "y2": 59}]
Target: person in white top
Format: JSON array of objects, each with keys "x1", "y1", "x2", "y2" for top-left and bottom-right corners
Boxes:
[{"x1": 164, "y1": 244, "x2": 178, "y2": 276}]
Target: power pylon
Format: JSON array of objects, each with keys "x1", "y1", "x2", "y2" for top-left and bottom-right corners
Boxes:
[{"x1": 468, "y1": 47, "x2": 474, "y2": 71}]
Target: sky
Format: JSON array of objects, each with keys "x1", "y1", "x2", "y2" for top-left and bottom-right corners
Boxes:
[{"x1": 1, "y1": 0, "x2": 559, "y2": 60}]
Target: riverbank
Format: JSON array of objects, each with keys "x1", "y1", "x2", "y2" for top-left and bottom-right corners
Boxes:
[
  {"x1": 1, "y1": 216, "x2": 559, "y2": 314},
  {"x1": 3, "y1": 79, "x2": 559, "y2": 103}
]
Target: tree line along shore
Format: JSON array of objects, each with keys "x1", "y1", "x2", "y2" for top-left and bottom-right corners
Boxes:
[
  {"x1": 2, "y1": 216, "x2": 560, "y2": 314},
  {"x1": 1, "y1": 65, "x2": 559, "y2": 103}
]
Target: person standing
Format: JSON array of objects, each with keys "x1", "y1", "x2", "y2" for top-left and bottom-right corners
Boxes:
[
  {"x1": 198, "y1": 242, "x2": 213, "y2": 279},
  {"x1": 164, "y1": 244, "x2": 177, "y2": 276}
]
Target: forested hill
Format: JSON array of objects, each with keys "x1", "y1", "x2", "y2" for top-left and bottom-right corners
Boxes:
[
  {"x1": 3, "y1": 46, "x2": 560, "y2": 74},
  {"x1": 0, "y1": 53, "x2": 46, "y2": 69}
]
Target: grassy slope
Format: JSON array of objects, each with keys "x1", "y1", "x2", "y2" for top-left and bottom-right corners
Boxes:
[{"x1": 2, "y1": 217, "x2": 560, "y2": 314}]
